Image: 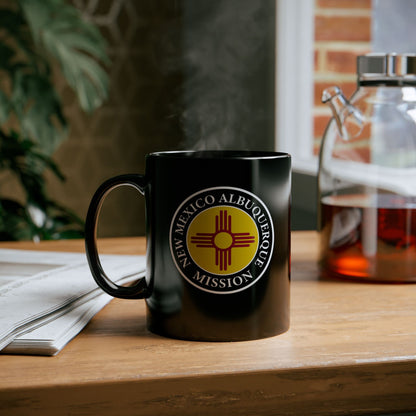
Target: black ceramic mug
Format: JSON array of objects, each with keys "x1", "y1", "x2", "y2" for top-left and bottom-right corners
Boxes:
[{"x1": 85, "y1": 150, "x2": 291, "y2": 341}]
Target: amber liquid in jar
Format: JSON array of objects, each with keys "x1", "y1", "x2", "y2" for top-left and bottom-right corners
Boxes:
[{"x1": 320, "y1": 194, "x2": 416, "y2": 282}]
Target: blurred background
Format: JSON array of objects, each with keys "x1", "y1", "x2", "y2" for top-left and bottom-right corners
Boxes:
[
  {"x1": 46, "y1": 0, "x2": 276, "y2": 238},
  {"x1": 2, "y1": 0, "x2": 413, "y2": 240}
]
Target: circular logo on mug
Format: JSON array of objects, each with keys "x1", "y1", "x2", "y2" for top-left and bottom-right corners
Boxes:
[{"x1": 169, "y1": 187, "x2": 274, "y2": 294}]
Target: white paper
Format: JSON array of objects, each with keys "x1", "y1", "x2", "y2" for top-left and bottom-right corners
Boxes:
[{"x1": 0, "y1": 249, "x2": 145, "y2": 355}]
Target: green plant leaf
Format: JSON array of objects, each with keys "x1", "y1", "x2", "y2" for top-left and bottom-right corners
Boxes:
[
  {"x1": 10, "y1": 71, "x2": 67, "y2": 154},
  {"x1": 0, "y1": 9, "x2": 25, "y2": 38},
  {"x1": 0, "y1": 43, "x2": 15, "y2": 70},
  {"x1": 0, "y1": 131, "x2": 85, "y2": 241},
  {"x1": 0, "y1": 91, "x2": 10, "y2": 123},
  {"x1": 0, "y1": 0, "x2": 106, "y2": 240},
  {"x1": 19, "y1": 0, "x2": 110, "y2": 113},
  {"x1": 0, "y1": 198, "x2": 33, "y2": 241},
  {"x1": 0, "y1": 130, "x2": 64, "y2": 206}
]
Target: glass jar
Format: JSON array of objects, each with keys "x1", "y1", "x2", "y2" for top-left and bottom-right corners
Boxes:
[{"x1": 318, "y1": 53, "x2": 416, "y2": 282}]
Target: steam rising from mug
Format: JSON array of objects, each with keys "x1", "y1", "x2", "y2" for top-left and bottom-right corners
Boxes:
[{"x1": 156, "y1": 0, "x2": 276, "y2": 150}]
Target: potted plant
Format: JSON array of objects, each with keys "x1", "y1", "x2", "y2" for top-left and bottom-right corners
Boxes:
[{"x1": 0, "y1": 0, "x2": 109, "y2": 240}]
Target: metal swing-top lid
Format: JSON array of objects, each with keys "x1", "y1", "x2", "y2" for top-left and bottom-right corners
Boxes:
[{"x1": 357, "y1": 53, "x2": 416, "y2": 84}]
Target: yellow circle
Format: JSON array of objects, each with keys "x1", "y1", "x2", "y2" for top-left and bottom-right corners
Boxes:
[
  {"x1": 187, "y1": 206, "x2": 259, "y2": 275},
  {"x1": 214, "y1": 232, "x2": 233, "y2": 249}
]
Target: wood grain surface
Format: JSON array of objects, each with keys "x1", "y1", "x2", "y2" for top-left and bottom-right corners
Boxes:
[{"x1": 0, "y1": 232, "x2": 415, "y2": 415}]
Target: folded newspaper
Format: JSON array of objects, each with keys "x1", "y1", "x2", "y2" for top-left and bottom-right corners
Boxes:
[{"x1": 0, "y1": 249, "x2": 145, "y2": 356}]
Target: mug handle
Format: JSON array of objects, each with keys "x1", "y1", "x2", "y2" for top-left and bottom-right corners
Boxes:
[{"x1": 85, "y1": 174, "x2": 150, "y2": 299}]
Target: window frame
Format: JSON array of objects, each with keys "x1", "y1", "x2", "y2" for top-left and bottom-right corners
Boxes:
[{"x1": 275, "y1": 0, "x2": 317, "y2": 175}]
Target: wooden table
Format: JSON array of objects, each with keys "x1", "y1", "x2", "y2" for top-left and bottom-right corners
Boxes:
[{"x1": 0, "y1": 231, "x2": 415, "y2": 416}]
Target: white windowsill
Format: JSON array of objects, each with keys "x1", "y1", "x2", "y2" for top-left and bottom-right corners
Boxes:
[{"x1": 292, "y1": 156, "x2": 319, "y2": 176}]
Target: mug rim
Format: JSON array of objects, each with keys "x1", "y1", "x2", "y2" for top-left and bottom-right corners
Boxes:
[{"x1": 148, "y1": 150, "x2": 291, "y2": 160}]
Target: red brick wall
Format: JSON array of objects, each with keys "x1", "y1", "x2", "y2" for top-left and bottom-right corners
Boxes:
[{"x1": 313, "y1": 0, "x2": 372, "y2": 155}]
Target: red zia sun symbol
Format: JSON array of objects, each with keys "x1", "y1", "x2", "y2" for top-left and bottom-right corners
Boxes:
[{"x1": 189, "y1": 210, "x2": 256, "y2": 271}]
